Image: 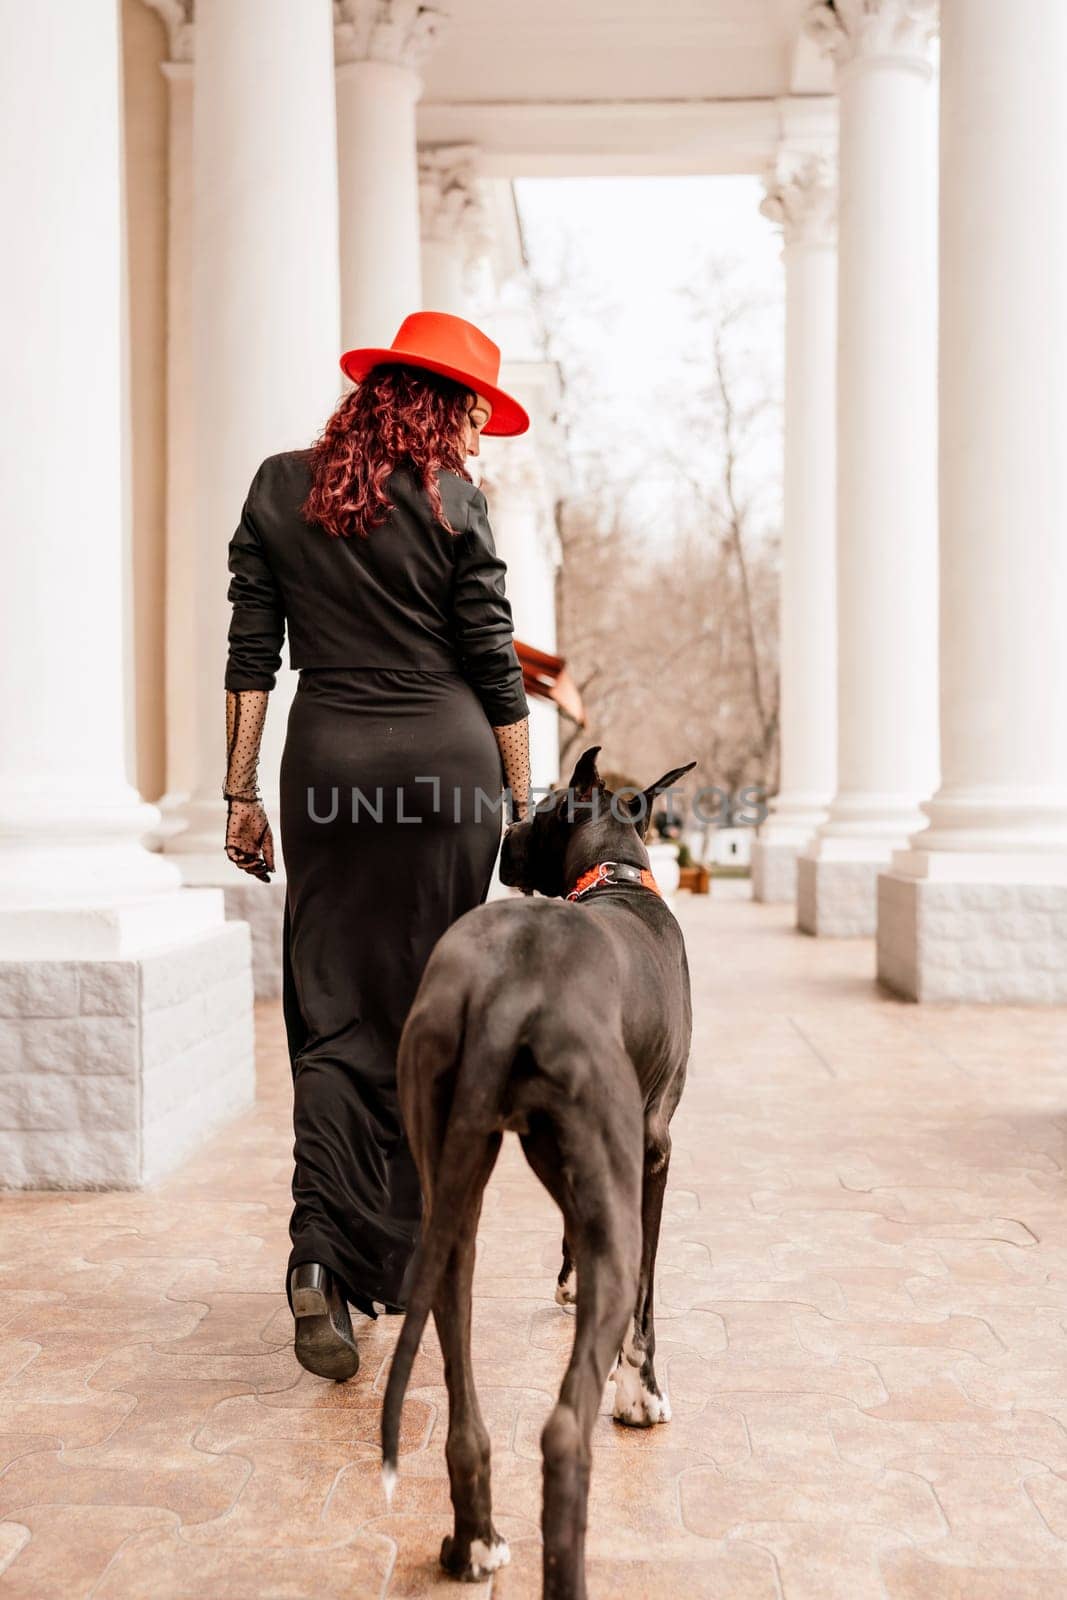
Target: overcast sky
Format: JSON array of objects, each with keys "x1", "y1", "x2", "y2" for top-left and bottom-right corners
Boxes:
[{"x1": 511, "y1": 175, "x2": 785, "y2": 541}]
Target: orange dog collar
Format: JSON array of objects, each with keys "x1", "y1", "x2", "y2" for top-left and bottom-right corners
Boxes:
[{"x1": 565, "y1": 860, "x2": 662, "y2": 902}]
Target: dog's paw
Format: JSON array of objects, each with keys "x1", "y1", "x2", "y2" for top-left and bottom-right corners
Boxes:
[
  {"x1": 613, "y1": 1385, "x2": 672, "y2": 1427},
  {"x1": 440, "y1": 1533, "x2": 510, "y2": 1581},
  {"x1": 554, "y1": 1265, "x2": 577, "y2": 1309},
  {"x1": 610, "y1": 1347, "x2": 672, "y2": 1427}
]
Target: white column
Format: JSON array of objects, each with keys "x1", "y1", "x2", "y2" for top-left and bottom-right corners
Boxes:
[
  {"x1": 752, "y1": 152, "x2": 838, "y2": 903},
  {"x1": 487, "y1": 447, "x2": 560, "y2": 791},
  {"x1": 165, "y1": 0, "x2": 341, "y2": 871},
  {"x1": 0, "y1": 0, "x2": 183, "y2": 927},
  {"x1": 0, "y1": 0, "x2": 253, "y2": 1190},
  {"x1": 878, "y1": 0, "x2": 1067, "y2": 1001},
  {"x1": 419, "y1": 145, "x2": 489, "y2": 316},
  {"x1": 335, "y1": 1, "x2": 445, "y2": 348},
  {"x1": 141, "y1": 6, "x2": 196, "y2": 841},
  {"x1": 797, "y1": 0, "x2": 939, "y2": 936}
]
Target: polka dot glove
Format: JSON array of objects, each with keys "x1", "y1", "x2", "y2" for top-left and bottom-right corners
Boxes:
[
  {"x1": 224, "y1": 689, "x2": 275, "y2": 883},
  {"x1": 492, "y1": 715, "x2": 531, "y2": 822}
]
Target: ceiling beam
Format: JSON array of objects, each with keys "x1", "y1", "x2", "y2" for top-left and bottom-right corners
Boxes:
[{"x1": 418, "y1": 94, "x2": 836, "y2": 178}]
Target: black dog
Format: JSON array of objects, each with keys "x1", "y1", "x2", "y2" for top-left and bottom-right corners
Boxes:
[{"x1": 381, "y1": 747, "x2": 693, "y2": 1600}]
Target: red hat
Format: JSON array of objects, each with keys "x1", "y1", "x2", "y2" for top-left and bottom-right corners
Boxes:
[{"x1": 339, "y1": 311, "x2": 530, "y2": 437}]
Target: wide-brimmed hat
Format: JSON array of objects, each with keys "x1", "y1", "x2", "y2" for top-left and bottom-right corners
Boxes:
[{"x1": 339, "y1": 311, "x2": 530, "y2": 437}]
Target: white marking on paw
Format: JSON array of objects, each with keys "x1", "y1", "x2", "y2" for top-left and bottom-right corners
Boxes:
[
  {"x1": 468, "y1": 1537, "x2": 510, "y2": 1576},
  {"x1": 381, "y1": 1464, "x2": 396, "y2": 1507},
  {"x1": 554, "y1": 1266, "x2": 577, "y2": 1308},
  {"x1": 611, "y1": 1321, "x2": 671, "y2": 1425}
]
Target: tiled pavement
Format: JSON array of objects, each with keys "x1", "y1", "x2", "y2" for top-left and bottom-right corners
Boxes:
[{"x1": 2, "y1": 888, "x2": 1067, "y2": 1598}]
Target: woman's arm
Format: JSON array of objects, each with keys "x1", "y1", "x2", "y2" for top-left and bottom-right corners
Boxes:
[
  {"x1": 224, "y1": 688, "x2": 274, "y2": 881},
  {"x1": 492, "y1": 714, "x2": 531, "y2": 822},
  {"x1": 450, "y1": 487, "x2": 531, "y2": 818},
  {"x1": 223, "y1": 468, "x2": 284, "y2": 881}
]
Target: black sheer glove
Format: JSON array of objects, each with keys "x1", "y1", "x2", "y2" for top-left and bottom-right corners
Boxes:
[
  {"x1": 224, "y1": 689, "x2": 275, "y2": 883},
  {"x1": 493, "y1": 715, "x2": 531, "y2": 822}
]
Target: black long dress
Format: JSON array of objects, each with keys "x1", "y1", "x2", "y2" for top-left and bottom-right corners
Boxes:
[{"x1": 224, "y1": 451, "x2": 529, "y2": 1317}]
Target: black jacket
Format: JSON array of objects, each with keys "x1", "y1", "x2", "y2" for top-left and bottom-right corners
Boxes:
[{"x1": 224, "y1": 450, "x2": 529, "y2": 726}]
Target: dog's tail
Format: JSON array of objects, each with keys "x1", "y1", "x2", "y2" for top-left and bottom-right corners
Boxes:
[{"x1": 380, "y1": 1004, "x2": 525, "y2": 1495}]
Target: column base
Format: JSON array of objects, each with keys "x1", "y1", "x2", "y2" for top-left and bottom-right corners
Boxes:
[
  {"x1": 0, "y1": 916, "x2": 255, "y2": 1189},
  {"x1": 0, "y1": 888, "x2": 224, "y2": 961},
  {"x1": 646, "y1": 841, "x2": 681, "y2": 898},
  {"x1": 750, "y1": 799, "x2": 828, "y2": 904},
  {"x1": 797, "y1": 844, "x2": 895, "y2": 937},
  {"x1": 751, "y1": 840, "x2": 801, "y2": 903},
  {"x1": 145, "y1": 789, "x2": 193, "y2": 848},
  {"x1": 877, "y1": 871, "x2": 1067, "y2": 1002},
  {"x1": 168, "y1": 852, "x2": 286, "y2": 1001},
  {"x1": 222, "y1": 878, "x2": 287, "y2": 1001}
]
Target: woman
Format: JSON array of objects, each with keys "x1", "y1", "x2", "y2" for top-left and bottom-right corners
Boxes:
[{"x1": 222, "y1": 312, "x2": 532, "y2": 1381}]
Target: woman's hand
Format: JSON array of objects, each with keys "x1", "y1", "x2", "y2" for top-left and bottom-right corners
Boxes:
[
  {"x1": 225, "y1": 796, "x2": 275, "y2": 883},
  {"x1": 224, "y1": 688, "x2": 273, "y2": 882}
]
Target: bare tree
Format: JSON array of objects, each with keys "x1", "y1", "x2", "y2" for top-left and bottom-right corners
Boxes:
[
  {"x1": 664, "y1": 269, "x2": 783, "y2": 795},
  {"x1": 512, "y1": 200, "x2": 783, "y2": 838}
]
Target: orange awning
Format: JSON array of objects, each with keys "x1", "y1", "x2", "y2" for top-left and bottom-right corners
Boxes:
[{"x1": 515, "y1": 640, "x2": 586, "y2": 726}]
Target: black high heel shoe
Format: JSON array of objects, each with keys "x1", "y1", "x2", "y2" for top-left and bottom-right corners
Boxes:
[{"x1": 290, "y1": 1263, "x2": 360, "y2": 1382}]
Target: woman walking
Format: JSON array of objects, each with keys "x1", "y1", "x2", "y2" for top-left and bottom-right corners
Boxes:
[{"x1": 222, "y1": 313, "x2": 532, "y2": 1381}]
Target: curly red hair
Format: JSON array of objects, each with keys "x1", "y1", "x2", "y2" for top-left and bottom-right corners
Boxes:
[{"x1": 301, "y1": 364, "x2": 475, "y2": 539}]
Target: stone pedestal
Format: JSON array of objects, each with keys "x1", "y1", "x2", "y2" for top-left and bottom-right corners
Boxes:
[
  {"x1": 647, "y1": 843, "x2": 682, "y2": 900},
  {"x1": 878, "y1": 878, "x2": 1067, "y2": 1005},
  {"x1": 751, "y1": 840, "x2": 801, "y2": 905},
  {"x1": 222, "y1": 879, "x2": 287, "y2": 1001},
  {"x1": 172, "y1": 847, "x2": 287, "y2": 1003},
  {"x1": 798, "y1": 852, "x2": 885, "y2": 938},
  {"x1": 0, "y1": 911, "x2": 254, "y2": 1188}
]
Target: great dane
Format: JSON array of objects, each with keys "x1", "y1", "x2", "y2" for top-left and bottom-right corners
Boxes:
[{"x1": 381, "y1": 747, "x2": 693, "y2": 1600}]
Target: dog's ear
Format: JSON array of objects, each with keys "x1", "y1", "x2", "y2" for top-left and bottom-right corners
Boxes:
[
  {"x1": 621, "y1": 761, "x2": 697, "y2": 838},
  {"x1": 645, "y1": 761, "x2": 697, "y2": 799},
  {"x1": 568, "y1": 745, "x2": 604, "y2": 803}
]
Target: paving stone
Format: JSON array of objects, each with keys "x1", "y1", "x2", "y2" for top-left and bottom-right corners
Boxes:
[
  {"x1": 0, "y1": 1445, "x2": 249, "y2": 1526},
  {"x1": 92, "y1": 1521, "x2": 393, "y2": 1600},
  {"x1": 0, "y1": 896, "x2": 1064, "y2": 1595},
  {"x1": 0, "y1": 1504, "x2": 175, "y2": 1599},
  {"x1": 882, "y1": 1548, "x2": 1066, "y2": 1598}
]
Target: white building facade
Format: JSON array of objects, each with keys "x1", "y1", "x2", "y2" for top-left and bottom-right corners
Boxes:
[{"x1": 1, "y1": 0, "x2": 1065, "y2": 1186}]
